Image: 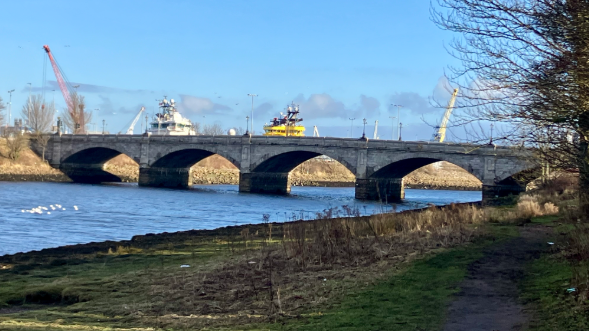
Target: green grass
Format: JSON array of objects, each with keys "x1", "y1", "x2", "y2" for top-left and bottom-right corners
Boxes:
[
  {"x1": 522, "y1": 256, "x2": 589, "y2": 331},
  {"x1": 531, "y1": 215, "x2": 561, "y2": 225},
  {"x1": 0, "y1": 219, "x2": 522, "y2": 331},
  {"x1": 248, "y1": 231, "x2": 518, "y2": 331},
  {"x1": 0, "y1": 241, "x2": 229, "y2": 330}
]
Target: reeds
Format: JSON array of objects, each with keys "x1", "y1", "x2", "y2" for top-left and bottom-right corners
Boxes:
[{"x1": 282, "y1": 203, "x2": 484, "y2": 269}]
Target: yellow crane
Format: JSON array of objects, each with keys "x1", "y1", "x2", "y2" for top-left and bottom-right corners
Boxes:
[{"x1": 432, "y1": 88, "x2": 459, "y2": 143}]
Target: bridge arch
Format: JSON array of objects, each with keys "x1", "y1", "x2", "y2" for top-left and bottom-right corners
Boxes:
[
  {"x1": 241, "y1": 149, "x2": 357, "y2": 195},
  {"x1": 60, "y1": 146, "x2": 137, "y2": 184},
  {"x1": 368, "y1": 153, "x2": 483, "y2": 182},
  {"x1": 140, "y1": 146, "x2": 241, "y2": 189},
  {"x1": 361, "y1": 152, "x2": 539, "y2": 202},
  {"x1": 62, "y1": 146, "x2": 132, "y2": 165},
  {"x1": 250, "y1": 150, "x2": 356, "y2": 175},
  {"x1": 150, "y1": 147, "x2": 240, "y2": 169}
]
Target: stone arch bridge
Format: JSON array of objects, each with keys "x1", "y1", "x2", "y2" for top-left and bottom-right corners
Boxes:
[{"x1": 41, "y1": 134, "x2": 537, "y2": 203}]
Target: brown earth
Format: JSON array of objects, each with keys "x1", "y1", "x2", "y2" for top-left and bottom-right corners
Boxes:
[
  {"x1": 0, "y1": 139, "x2": 482, "y2": 190},
  {"x1": 442, "y1": 225, "x2": 551, "y2": 331}
]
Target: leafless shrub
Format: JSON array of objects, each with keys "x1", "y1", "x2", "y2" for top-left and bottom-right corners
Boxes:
[
  {"x1": 1, "y1": 132, "x2": 29, "y2": 161},
  {"x1": 202, "y1": 123, "x2": 224, "y2": 135}
]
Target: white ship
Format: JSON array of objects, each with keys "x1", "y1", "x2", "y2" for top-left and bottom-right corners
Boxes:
[{"x1": 148, "y1": 97, "x2": 196, "y2": 135}]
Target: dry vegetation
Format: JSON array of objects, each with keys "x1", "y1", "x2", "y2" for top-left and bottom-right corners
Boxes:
[{"x1": 126, "y1": 203, "x2": 488, "y2": 329}]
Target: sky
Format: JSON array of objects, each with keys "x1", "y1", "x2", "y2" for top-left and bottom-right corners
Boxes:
[{"x1": 0, "y1": 0, "x2": 463, "y2": 140}]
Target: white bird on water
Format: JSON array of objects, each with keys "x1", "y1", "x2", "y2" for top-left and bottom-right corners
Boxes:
[{"x1": 74, "y1": 206, "x2": 78, "y2": 211}]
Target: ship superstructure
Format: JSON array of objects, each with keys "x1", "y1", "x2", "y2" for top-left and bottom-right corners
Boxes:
[
  {"x1": 263, "y1": 102, "x2": 305, "y2": 137},
  {"x1": 148, "y1": 97, "x2": 196, "y2": 135}
]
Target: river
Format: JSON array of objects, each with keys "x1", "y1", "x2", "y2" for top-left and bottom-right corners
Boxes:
[{"x1": 0, "y1": 182, "x2": 481, "y2": 256}]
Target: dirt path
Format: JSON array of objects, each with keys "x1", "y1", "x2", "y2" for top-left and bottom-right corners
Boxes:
[{"x1": 442, "y1": 225, "x2": 551, "y2": 331}]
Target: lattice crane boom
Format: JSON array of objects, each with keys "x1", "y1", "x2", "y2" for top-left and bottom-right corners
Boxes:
[
  {"x1": 432, "y1": 88, "x2": 459, "y2": 143},
  {"x1": 43, "y1": 45, "x2": 73, "y2": 114}
]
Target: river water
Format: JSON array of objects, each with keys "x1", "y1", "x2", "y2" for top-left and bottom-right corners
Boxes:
[{"x1": 0, "y1": 182, "x2": 481, "y2": 256}]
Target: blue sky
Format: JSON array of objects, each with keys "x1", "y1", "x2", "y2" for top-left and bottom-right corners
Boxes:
[{"x1": 0, "y1": 0, "x2": 462, "y2": 140}]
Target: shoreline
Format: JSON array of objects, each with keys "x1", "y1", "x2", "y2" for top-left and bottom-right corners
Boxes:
[
  {"x1": 0, "y1": 200, "x2": 480, "y2": 260},
  {"x1": 0, "y1": 171, "x2": 482, "y2": 191}
]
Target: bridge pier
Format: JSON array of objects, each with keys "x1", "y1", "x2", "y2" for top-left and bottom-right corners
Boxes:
[
  {"x1": 482, "y1": 184, "x2": 526, "y2": 204},
  {"x1": 138, "y1": 167, "x2": 192, "y2": 188},
  {"x1": 239, "y1": 172, "x2": 290, "y2": 195},
  {"x1": 60, "y1": 164, "x2": 122, "y2": 184},
  {"x1": 355, "y1": 178, "x2": 405, "y2": 202}
]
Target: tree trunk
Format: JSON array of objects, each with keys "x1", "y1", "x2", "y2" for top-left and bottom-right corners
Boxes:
[{"x1": 579, "y1": 139, "x2": 589, "y2": 221}]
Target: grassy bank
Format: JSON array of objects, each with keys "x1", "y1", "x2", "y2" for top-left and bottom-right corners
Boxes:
[{"x1": 1, "y1": 192, "x2": 567, "y2": 331}]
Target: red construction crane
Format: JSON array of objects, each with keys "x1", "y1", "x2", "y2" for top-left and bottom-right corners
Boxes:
[{"x1": 43, "y1": 44, "x2": 84, "y2": 133}]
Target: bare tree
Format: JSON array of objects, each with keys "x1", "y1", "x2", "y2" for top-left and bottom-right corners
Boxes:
[
  {"x1": 21, "y1": 94, "x2": 55, "y2": 162},
  {"x1": 21, "y1": 94, "x2": 55, "y2": 133},
  {"x1": 1, "y1": 131, "x2": 29, "y2": 161},
  {"x1": 202, "y1": 123, "x2": 224, "y2": 135},
  {"x1": 60, "y1": 92, "x2": 92, "y2": 134},
  {"x1": 432, "y1": 0, "x2": 589, "y2": 216},
  {"x1": 0, "y1": 96, "x2": 5, "y2": 125},
  {"x1": 193, "y1": 122, "x2": 201, "y2": 134}
]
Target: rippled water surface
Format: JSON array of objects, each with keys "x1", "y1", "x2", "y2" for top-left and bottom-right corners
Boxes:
[{"x1": 0, "y1": 182, "x2": 481, "y2": 256}]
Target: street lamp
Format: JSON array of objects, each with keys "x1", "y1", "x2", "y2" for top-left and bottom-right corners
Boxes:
[
  {"x1": 391, "y1": 104, "x2": 403, "y2": 140},
  {"x1": 245, "y1": 116, "x2": 250, "y2": 135},
  {"x1": 349, "y1": 118, "x2": 355, "y2": 138},
  {"x1": 489, "y1": 123, "x2": 494, "y2": 145},
  {"x1": 362, "y1": 118, "x2": 367, "y2": 139},
  {"x1": 388, "y1": 116, "x2": 396, "y2": 140},
  {"x1": 247, "y1": 94, "x2": 257, "y2": 134},
  {"x1": 7, "y1": 89, "x2": 15, "y2": 127},
  {"x1": 102, "y1": 119, "x2": 105, "y2": 135},
  {"x1": 399, "y1": 122, "x2": 403, "y2": 141}
]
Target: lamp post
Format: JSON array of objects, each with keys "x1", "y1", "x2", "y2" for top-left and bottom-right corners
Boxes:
[
  {"x1": 247, "y1": 94, "x2": 257, "y2": 134},
  {"x1": 102, "y1": 119, "x2": 105, "y2": 135},
  {"x1": 7, "y1": 89, "x2": 15, "y2": 127},
  {"x1": 391, "y1": 104, "x2": 402, "y2": 140},
  {"x1": 349, "y1": 118, "x2": 355, "y2": 138},
  {"x1": 489, "y1": 123, "x2": 494, "y2": 145},
  {"x1": 245, "y1": 116, "x2": 250, "y2": 135},
  {"x1": 399, "y1": 122, "x2": 403, "y2": 141},
  {"x1": 362, "y1": 118, "x2": 367, "y2": 139},
  {"x1": 388, "y1": 116, "x2": 396, "y2": 140}
]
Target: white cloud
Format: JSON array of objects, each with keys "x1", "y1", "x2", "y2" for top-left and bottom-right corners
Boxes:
[{"x1": 177, "y1": 94, "x2": 232, "y2": 115}]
